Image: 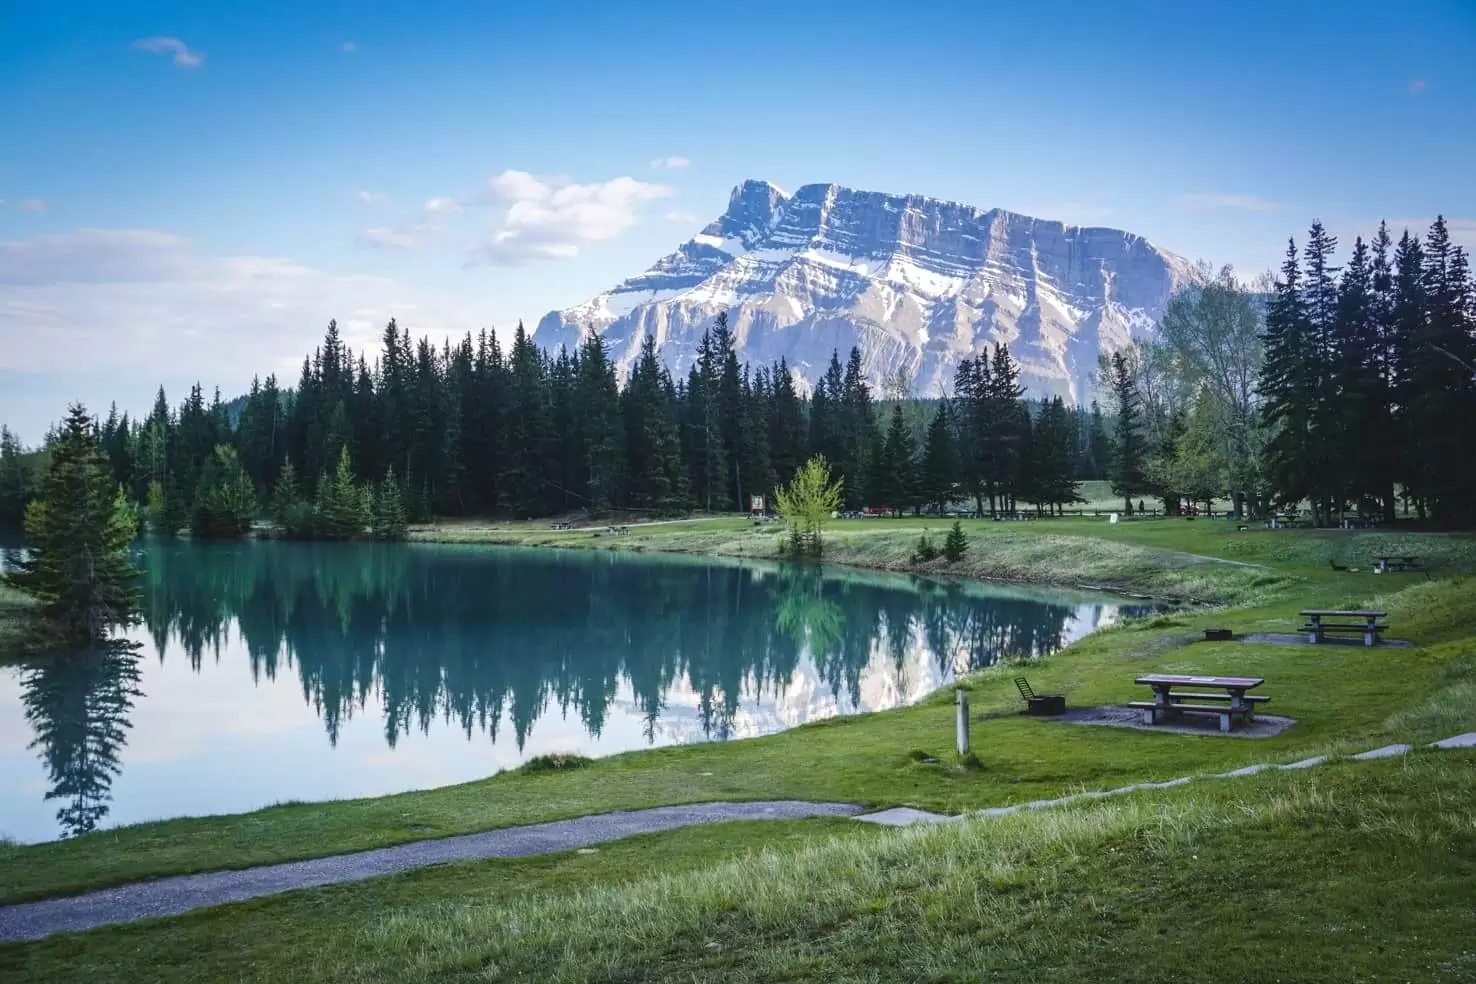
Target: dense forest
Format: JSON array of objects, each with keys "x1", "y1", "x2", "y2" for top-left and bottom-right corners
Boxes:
[
  {"x1": 0, "y1": 316, "x2": 1107, "y2": 533},
  {"x1": 1, "y1": 217, "x2": 1472, "y2": 531}
]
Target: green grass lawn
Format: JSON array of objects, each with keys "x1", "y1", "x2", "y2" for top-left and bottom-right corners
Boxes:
[{"x1": 2, "y1": 517, "x2": 1475, "y2": 981}]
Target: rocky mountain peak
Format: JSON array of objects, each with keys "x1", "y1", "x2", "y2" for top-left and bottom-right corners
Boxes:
[{"x1": 535, "y1": 179, "x2": 1197, "y2": 402}]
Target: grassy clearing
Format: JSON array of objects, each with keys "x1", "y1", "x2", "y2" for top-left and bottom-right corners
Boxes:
[
  {"x1": 3, "y1": 521, "x2": 1475, "y2": 907},
  {"x1": 5, "y1": 753, "x2": 1472, "y2": 983}
]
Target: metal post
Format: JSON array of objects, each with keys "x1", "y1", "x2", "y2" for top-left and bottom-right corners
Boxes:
[{"x1": 955, "y1": 688, "x2": 970, "y2": 756}]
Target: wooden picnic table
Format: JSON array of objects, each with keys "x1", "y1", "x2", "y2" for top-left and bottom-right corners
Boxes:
[
  {"x1": 1130, "y1": 674, "x2": 1268, "y2": 732},
  {"x1": 1300, "y1": 609, "x2": 1387, "y2": 646}
]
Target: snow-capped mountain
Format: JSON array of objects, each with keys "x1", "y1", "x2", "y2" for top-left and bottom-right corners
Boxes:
[{"x1": 534, "y1": 180, "x2": 1198, "y2": 402}]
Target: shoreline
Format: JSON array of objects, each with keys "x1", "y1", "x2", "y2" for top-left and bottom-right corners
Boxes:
[
  {"x1": 405, "y1": 515, "x2": 1281, "y2": 607},
  {"x1": 1, "y1": 519, "x2": 1471, "y2": 909}
]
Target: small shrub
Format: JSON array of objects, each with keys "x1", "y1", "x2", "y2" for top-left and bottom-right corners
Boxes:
[
  {"x1": 943, "y1": 521, "x2": 969, "y2": 563},
  {"x1": 911, "y1": 531, "x2": 939, "y2": 563},
  {"x1": 519, "y1": 753, "x2": 593, "y2": 774}
]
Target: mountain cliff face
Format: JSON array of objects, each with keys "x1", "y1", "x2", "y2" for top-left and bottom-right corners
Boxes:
[{"x1": 534, "y1": 180, "x2": 1197, "y2": 402}]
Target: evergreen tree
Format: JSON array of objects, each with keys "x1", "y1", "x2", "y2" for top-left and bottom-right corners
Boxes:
[
  {"x1": 319, "y1": 448, "x2": 368, "y2": 539},
  {"x1": 6, "y1": 405, "x2": 140, "y2": 641},
  {"x1": 919, "y1": 401, "x2": 957, "y2": 513},
  {"x1": 0, "y1": 425, "x2": 30, "y2": 527},
  {"x1": 1259, "y1": 239, "x2": 1318, "y2": 512},
  {"x1": 875, "y1": 403, "x2": 918, "y2": 514},
  {"x1": 943, "y1": 520, "x2": 969, "y2": 563},
  {"x1": 1107, "y1": 352, "x2": 1148, "y2": 512},
  {"x1": 191, "y1": 445, "x2": 257, "y2": 538},
  {"x1": 372, "y1": 469, "x2": 409, "y2": 540}
]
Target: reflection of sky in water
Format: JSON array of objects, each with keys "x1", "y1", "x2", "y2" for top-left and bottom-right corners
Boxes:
[{"x1": 0, "y1": 542, "x2": 1147, "y2": 843}]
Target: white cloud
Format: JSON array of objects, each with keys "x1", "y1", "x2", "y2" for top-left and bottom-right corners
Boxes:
[
  {"x1": 356, "y1": 190, "x2": 388, "y2": 206},
  {"x1": 341, "y1": 41, "x2": 358, "y2": 54},
  {"x1": 664, "y1": 210, "x2": 698, "y2": 223},
  {"x1": 422, "y1": 196, "x2": 461, "y2": 215},
  {"x1": 1176, "y1": 193, "x2": 1281, "y2": 213},
  {"x1": 133, "y1": 37, "x2": 205, "y2": 68},
  {"x1": 474, "y1": 170, "x2": 673, "y2": 265},
  {"x1": 649, "y1": 156, "x2": 691, "y2": 170},
  {"x1": 357, "y1": 227, "x2": 421, "y2": 249},
  {"x1": 0, "y1": 227, "x2": 480, "y2": 380},
  {"x1": 16, "y1": 199, "x2": 46, "y2": 213}
]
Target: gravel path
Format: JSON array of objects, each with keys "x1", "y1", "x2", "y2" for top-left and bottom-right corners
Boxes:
[{"x1": 0, "y1": 801, "x2": 860, "y2": 943}]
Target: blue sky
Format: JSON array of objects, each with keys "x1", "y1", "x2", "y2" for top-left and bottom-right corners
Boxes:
[{"x1": 2, "y1": 0, "x2": 1473, "y2": 442}]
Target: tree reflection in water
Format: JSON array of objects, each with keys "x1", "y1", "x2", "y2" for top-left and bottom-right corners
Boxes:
[
  {"x1": 18, "y1": 640, "x2": 143, "y2": 838},
  {"x1": 11, "y1": 541, "x2": 1137, "y2": 837}
]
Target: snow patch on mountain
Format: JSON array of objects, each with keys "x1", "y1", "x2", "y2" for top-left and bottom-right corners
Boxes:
[{"x1": 535, "y1": 180, "x2": 1198, "y2": 403}]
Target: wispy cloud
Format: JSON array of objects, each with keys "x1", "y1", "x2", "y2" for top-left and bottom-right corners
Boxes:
[
  {"x1": 472, "y1": 170, "x2": 673, "y2": 265},
  {"x1": 649, "y1": 156, "x2": 691, "y2": 171},
  {"x1": 1176, "y1": 193, "x2": 1281, "y2": 213},
  {"x1": 1407, "y1": 78, "x2": 1427, "y2": 95},
  {"x1": 422, "y1": 196, "x2": 461, "y2": 215},
  {"x1": 664, "y1": 210, "x2": 698, "y2": 223},
  {"x1": 0, "y1": 227, "x2": 479, "y2": 383},
  {"x1": 357, "y1": 227, "x2": 422, "y2": 250},
  {"x1": 17, "y1": 199, "x2": 46, "y2": 213},
  {"x1": 356, "y1": 190, "x2": 388, "y2": 206},
  {"x1": 341, "y1": 41, "x2": 358, "y2": 54},
  {"x1": 133, "y1": 37, "x2": 205, "y2": 68}
]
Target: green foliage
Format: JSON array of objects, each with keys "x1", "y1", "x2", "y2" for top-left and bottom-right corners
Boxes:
[
  {"x1": 4, "y1": 405, "x2": 140, "y2": 641},
  {"x1": 371, "y1": 469, "x2": 408, "y2": 540},
  {"x1": 190, "y1": 445, "x2": 257, "y2": 538},
  {"x1": 910, "y1": 530, "x2": 938, "y2": 563},
  {"x1": 774, "y1": 456, "x2": 843, "y2": 557},
  {"x1": 943, "y1": 520, "x2": 969, "y2": 562},
  {"x1": 1106, "y1": 350, "x2": 1148, "y2": 510},
  {"x1": 0, "y1": 425, "x2": 33, "y2": 527},
  {"x1": 318, "y1": 448, "x2": 369, "y2": 540}
]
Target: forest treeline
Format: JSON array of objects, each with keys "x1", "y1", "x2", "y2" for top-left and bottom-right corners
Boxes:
[
  {"x1": 1, "y1": 217, "x2": 1472, "y2": 530},
  {"x1": 0, "y1": 317, "x2": 1109, "y2": 532}
]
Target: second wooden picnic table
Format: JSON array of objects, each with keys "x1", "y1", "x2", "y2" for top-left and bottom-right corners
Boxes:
[
  {"x1": 1131, "y1": 674, "x2": 1267, "y2": 732},
  {"x1": 1300, "y1": 609, "x2": 1387, "y2": 646}
]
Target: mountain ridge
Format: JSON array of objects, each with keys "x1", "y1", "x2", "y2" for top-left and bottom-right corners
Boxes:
[{"x1": 534, "y1": 180, "x2": 1198, "y2": 403}]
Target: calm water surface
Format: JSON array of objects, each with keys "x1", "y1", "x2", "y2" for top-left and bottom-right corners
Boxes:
[{"x1": 0, "y1": 539, "x2": 1150, "y2": 843}]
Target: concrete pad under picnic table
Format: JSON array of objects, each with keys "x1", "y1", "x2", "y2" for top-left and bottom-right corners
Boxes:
[
  {"x1": 1238, "y1": 632, "x2": 1413, "y2": 648},
  {"x1": 1049, "y1": 705, "x2": 1298, "y2": 738}
]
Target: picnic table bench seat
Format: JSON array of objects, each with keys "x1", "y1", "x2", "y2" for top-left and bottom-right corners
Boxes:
[
  {"x1": 1158, "y1": 691, "x2": 1271, "y2": 704},
  {"x1": 1300, "y1": 609, "x2": 1388, "y2": 646},
  {"x1": 1127, "y1": 700, "x2": 1254, "y2": 732}
]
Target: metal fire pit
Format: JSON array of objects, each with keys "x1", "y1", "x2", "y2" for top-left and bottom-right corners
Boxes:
[{"x1": 1027, "y1": 695, "x2": 1066, "y2": 716}]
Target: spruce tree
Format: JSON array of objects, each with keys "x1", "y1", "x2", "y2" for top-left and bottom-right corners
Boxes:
[
  {"x1": 1259, "y1": 239, "x2": 1318, "y2": 513},
  {"x1": 1107, "y1": 352, "x2": 1147, "y2": 513},
  {"x1": 6, "y1": 404, "x2": 140, "y2": 641},
  {"x1": 372, "y1": 468, "x2": 408, "y2": 540},
  {"x1": 191, "y1": 445, "x2": 257, "y2": 538},
  {"x1": 877, "y1": 403, "x2": 918, "y2": 514},
  {"x1": 0, "y1": 426, "x2": 29, "y2": 528},
  {"x1": 920, "y1": 401, "x2": 958, "y2": 514}
]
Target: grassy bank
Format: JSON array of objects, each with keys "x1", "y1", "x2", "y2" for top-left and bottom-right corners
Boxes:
[
  {"x1": 412, "y1": 512, "x2": 1475, "y2": 606},
  {"x1": 5, "y1": 753, "x2": 1472, "y2": 982},
  {"x1": 2, "y1": 517, "x2": 1475, "y2": 981}
]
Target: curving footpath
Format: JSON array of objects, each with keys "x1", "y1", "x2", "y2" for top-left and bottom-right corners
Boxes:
[
  {"x1": 0, "y1": 801, "x2": 860, "y2": 943},
  {"x1": 852, "y1": 731, "x2": 1476, "y2": 827},
  {"x1": 4, "y1": 734, "x2": 1474, "y2": 943}
]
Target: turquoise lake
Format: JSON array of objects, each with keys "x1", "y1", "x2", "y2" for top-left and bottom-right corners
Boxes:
[{"x1": 0, "y1": 539, "x2": 1151, "y2": 843}]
